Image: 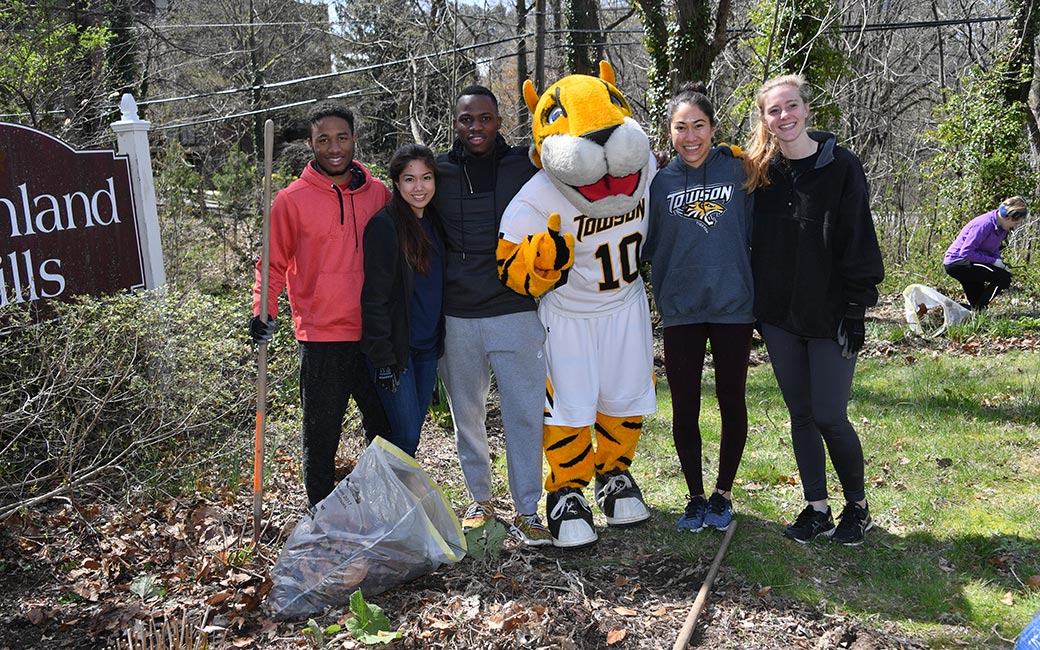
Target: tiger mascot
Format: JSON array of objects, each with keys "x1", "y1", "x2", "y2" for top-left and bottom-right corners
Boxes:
[{"x1": 496, "y1": 61, "x2": 657, "y2": 548}]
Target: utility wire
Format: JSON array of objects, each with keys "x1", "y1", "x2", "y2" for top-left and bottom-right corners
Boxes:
[
  {"x1": 135, "y1": 33, "x2": 530, "y2": 108},
  {"x1": 138, "y1": 13, "x2": 1010, "y2": 110},
  {"x1": 0, "y1": 13, "x2": 1011, "y2": 123}
]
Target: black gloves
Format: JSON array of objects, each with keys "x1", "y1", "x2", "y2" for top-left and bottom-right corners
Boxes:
[
  {"x1": 249, "y1": 315, "x2": 276, "y2": 343},
  {"x1": 375, "y1": 366, "x2": 400, "y2": 393},
  {"x1": 836, "y1": 304, "x2": 865, "y2": 359}
]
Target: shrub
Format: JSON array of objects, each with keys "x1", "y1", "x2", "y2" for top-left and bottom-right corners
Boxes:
[{"x1": 0, "y1": 287, "x2": 257, "y2": 517}]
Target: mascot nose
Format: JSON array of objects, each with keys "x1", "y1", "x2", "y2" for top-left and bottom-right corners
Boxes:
[{"x1": 582, "y1": 125, "x2": 617, "y2": 147}]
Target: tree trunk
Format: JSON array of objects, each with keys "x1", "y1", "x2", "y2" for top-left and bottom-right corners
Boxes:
[
  {"x1": 565, "y1": 0, "x2": 602, "y2": 75},
  {"x1": 516, "y1": 0, "x2": 530, "y2": 124},
  {"x1": 1002, "y1": 0, "x2": 1040, "y2": 158}
]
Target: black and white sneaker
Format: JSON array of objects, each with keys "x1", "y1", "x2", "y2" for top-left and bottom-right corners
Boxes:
[
  {"x1": 831, "y1": 502, "x2": 873, "y2": 546},
  {"x1": 594, "y1": 468, "x2": 650, "y2": 526},
  {"x1": 546, "y1": 487, "x2": 598, "y2": 548},
  {"x1": 784, "y1": 505, "x2": 835, "y2": 543}
]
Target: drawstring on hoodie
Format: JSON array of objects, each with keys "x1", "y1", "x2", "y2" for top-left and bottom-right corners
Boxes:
[{"x1": 331, "y1": 183, "x2": 360, "y2": 250}]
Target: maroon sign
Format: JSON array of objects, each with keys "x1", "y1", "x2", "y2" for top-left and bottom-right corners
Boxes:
[{"x1": 0, "y1": 122, "x2": 144, "y2": 330}]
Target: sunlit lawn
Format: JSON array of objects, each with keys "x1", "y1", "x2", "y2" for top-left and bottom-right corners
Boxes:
[{"x1": 633, "y1": 343, "x2": 1040, "y2": 648}]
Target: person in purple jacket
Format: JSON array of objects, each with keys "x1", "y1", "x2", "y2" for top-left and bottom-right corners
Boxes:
[{"x1": 943, "y1": 196, "x2": 1028, "y2": 310}]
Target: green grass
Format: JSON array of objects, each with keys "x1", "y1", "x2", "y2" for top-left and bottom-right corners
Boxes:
[{"x1": 629, "y1": 347, "x2": 1040, "y2": 648}]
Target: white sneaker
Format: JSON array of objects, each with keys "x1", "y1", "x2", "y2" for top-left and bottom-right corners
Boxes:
[
  {"x1": 594, "y1": 468, "x2": 649, "y2": 526},
  {"x1": 546, "y1": 488, "x2": 598, "y2": 548}
]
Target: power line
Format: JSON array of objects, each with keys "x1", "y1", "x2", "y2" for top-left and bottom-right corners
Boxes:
[
  {"x1": 550, "y1": 14, "x2": 1010, "y2": 36},
  {"x1": 141, "y1": 13, "x2": 1009, "y2": 110},
  {"x1": 149, "y1": 38, "x2": 643, "y2": 131},
  {"x1": 135, "y1": 33, "x2": 530, "y2": 108},
  {"x1": 0, "y1": 14, "x2": 1012, "y2": 124}
]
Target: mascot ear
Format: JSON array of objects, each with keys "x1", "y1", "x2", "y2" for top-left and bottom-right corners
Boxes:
[
  {"x1": 598, "y1": 60, "x2": 616, "y2": 86},
  {"x1": 523, "y1": 79, "x2": 540, "y2": 114}
]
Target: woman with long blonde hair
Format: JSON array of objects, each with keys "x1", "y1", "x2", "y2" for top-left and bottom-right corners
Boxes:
[{"x1": 744, "y1": 75, "x2": 884, "y2": 546}]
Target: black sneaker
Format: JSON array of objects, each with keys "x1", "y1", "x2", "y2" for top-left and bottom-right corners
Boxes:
[
  {"x1": 546, "y1": 487, "x2": 598, "y2": 548},
  {"x1": 594, "y1": 468, "x2": 650, "y2": 526},
  {"x1": 784, "y1": 505, "x2": 835, "y2": 543},
  {"x1": 831, "y1": 502, "x2": 873, "y2": 546}
]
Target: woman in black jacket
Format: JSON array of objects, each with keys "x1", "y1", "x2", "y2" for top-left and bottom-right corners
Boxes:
[
  {"x1": 744, "y1": 75, "x2": 884, "y2": 546},
  {"x1": 361, "y1": 144, "x2": 445, "y2": 457}
]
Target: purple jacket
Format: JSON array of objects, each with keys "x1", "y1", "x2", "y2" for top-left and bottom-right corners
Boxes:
[{"x1": 943, "y1": 210, "x2": 1007, "y2": 265}]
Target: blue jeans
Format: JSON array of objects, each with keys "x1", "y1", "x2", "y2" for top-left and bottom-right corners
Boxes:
[{"x1": 370, "y1": 347, "x2": 439, "y2": 457}]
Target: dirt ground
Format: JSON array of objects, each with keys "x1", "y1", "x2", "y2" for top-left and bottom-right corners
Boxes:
[{"x1": 0, "y1": 295, "x2": 1028, "y2": 649}]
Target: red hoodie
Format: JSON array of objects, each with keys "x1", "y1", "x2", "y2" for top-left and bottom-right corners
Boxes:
[{"x1": 253, "y1": 161, "x2": 390, "y2": 342}]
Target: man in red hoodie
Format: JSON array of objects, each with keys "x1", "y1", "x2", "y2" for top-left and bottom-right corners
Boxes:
[{"x1": 250, "y1": 103, "x2": 391, "y2": 507}]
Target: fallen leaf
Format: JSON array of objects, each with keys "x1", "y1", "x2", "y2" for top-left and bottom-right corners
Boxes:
[
  {"x1": 606, "y1": 628, "x2": 627, "y2": 644},
  {"x1": 207, "y1": 590, "x2": 234, "y2": 606},
  {"x1": 650, "y1": 607, "x2": 667, "y2": 617},
  {"x1": 613, "y1": 606, "x2": 637, "y2": 616},
  {"x1": 614, "y1": 576, "x2": 629, "y2": 587},
  {"x1": 26, "y1": 606, "x2": 46, "y2": 625},
  {"x1": 1001, "y1": 591, "x2": 1015, "y2": 606},
  {"x1": 756, "y1": 586, "x2": 772, "y2": 597},
  {"x1": 743, "y1": 482, "x2": 766, "y2": 492},
  {"x1": 1026, "y1": 575, "x2": 1040, "y2": 591}
]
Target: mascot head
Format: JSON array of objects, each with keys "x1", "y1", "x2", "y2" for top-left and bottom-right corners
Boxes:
[{"x1": 524, "y1": 61, "x2": 651, "y2": 219}]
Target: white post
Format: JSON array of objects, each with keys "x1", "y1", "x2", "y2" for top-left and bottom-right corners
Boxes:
[{"x1": 111, "y1": 93, "x2": 166, "y2": 289}]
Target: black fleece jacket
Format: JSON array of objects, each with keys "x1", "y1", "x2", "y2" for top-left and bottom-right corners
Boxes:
[
  {"x1": 751, "y1": 131, "x2": 884, "y2": 338},
  {"x1": 432, "y1": 135, "x2": 538, "y2": 318},
  {"x1": 360, "y1": 205, "x2": 446, "y2": 371}
]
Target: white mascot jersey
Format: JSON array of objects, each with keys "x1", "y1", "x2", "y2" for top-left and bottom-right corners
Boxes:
[{"x1": 500, "y1": 153, "x2": 656, "y2": 317}]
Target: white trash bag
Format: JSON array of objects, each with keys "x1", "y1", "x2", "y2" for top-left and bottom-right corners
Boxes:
[
  {"x1": 268, "y1": 437, "x2": 466, "y2": 620},
  {"x1": 902, "y1": 284, "x2": 972, "y2": 338}
]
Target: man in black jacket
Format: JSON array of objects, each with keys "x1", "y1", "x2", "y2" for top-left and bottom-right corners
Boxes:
[{"x1": 432, "y1": 86, "x2": 551, "y2": 547}]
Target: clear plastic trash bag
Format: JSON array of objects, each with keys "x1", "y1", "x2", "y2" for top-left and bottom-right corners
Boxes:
[
  {"x1": 903, "y1": 284, "x2": 972, "y2": 338},
  {"x1": 268, "y1": 437, "x2": 466, "y2": 620}
]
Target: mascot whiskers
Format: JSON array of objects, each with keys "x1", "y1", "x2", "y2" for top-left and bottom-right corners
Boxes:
[{"x1": 497, "y1": 61, "x2": 656, "y2": 548}]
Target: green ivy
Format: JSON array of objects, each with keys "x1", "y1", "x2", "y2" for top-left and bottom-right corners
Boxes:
[{"x1": 923, "y1": 59, "x2": 1038, "y2": 224}]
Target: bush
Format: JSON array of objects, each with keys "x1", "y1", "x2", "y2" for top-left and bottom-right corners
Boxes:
[{"x1": 0, "y1": 287, "x2": 258, "y2": 517}]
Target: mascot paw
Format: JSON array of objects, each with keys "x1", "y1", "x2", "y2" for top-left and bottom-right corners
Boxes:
[{"x1": 533, "y1": 213, "x2": 575, "y2": 272}]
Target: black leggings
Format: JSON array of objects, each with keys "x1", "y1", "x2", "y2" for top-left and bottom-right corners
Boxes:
[
  {"x1": 663, "y1": 322, "x2": 754, "y2": 498},
  {"x1": 944, "y1": 260, "x2": 1011, "y2": 310},
  {"x1": 760, "y1": 323, "x2": 866, "y2": 503}
]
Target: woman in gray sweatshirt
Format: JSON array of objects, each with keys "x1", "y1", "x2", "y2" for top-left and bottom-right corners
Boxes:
[{"x1": 644, "y1": 82, "x2": 755, "y2": 534}]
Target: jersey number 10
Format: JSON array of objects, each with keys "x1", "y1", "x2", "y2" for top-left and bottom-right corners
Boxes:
[{"x1": 593, "y1": 232, "x2": 642, "y2": 291}]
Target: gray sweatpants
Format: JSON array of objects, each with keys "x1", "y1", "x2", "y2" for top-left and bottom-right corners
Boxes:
[{"x1": 439, "y1": 311, "x2": 546, "y2": 516}]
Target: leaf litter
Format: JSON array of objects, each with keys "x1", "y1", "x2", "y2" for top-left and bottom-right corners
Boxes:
[{"x1": 3, "y1": 294, "x2": 1018, "y2": 648}]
